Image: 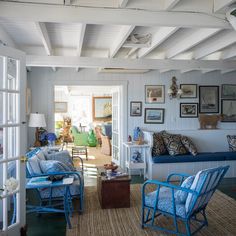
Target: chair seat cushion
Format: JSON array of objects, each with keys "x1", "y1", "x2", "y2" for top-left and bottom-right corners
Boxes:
[{"x1": 145, "y1": 187, "x2": 186, "y2": 218}]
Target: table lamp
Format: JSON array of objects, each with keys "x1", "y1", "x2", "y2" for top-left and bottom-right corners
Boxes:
[{"x1": 29, "y1": 113, "x2": 46, "y2": 147}]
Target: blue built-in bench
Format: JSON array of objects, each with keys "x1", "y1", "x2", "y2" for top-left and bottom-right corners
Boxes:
[{"x1": 143, "y1": 131, "x2": 236, "y2": 180}]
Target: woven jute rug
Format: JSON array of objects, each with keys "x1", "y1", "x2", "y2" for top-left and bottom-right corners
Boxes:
[{"x1": 67, "y1": 185, "x2": 236, "y2": 236}]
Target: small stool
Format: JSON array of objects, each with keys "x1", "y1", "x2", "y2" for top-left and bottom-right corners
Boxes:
[{"x1": 72, "y1": 146, "x2": 88, "y2": 160}]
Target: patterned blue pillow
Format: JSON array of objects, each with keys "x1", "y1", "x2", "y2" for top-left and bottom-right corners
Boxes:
[
  {"x1": 174, "y1": 175, "x2": 195, "y2": 203},
  {"x1": 40, "y1": 160, "x2": 71, "y2": 174}
]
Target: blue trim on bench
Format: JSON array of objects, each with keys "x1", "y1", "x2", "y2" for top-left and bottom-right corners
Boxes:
[{"x1": 152, "y1": 152, "x2": 236, "y2": 164}]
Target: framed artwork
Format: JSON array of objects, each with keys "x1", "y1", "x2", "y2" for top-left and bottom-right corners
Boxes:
[
  {"x1": 130, "y1": 101, "x2": 142, "y2": 116},
  {"x1": 92, "y1": 96, "x2": 112, "y2": 121},
  {"x1": 221, "y1": 84, "x2": 236, "y2": 99},
  {"x1": 180, "y1": 103, "x2": 198, "y2": 118},
  {"x1": 221, "y1": 100, "x2": 236, "y2": 122},
  {"x1": 54, "y1": 102, "x2": 67, "y2": 113},
  {"x1": 145, "y1": 85, "x2": 165, "y2": 104},
  {"x1": 199, "y1": 86, "x2": 219, "y2": 113},
  {"x1": 144, "y1": 108, "x2": 164, "y2": 124},
  {"x1": 26, "y1": 88, "x2": 31, "y2": 115},
  {"x1": 180, "y1": 84, "x2": 197, "y2": 98}
]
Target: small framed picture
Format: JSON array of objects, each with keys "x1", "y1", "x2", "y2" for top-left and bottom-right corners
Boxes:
[
  {"x1": 54, "y1": 102, "x2": 67, "y2": 113},
  {"x1": 180, "y1": 84, "x2": 197, "y2": 98},
  {"x1": 199, "y1": 86, "x2": 219, "y2": 113},
  {"x1": 144, "y1": 108, "x2": 165, "y2": 124},
  {"x1": 130, "y1": 101, "x2": 142, "y2": 116},
  {"x1": 221, "y1": 100, "x2": 236, "y2": 122},
  {"x1": 221, "y1": 84, "x2": 236, "y2": 99},
  {"x1": 145, "y1": 85, "x2": 165, "y2": 104},
  {"x1": 180, "y1": 103, "x2": 198, "y2": 118}
]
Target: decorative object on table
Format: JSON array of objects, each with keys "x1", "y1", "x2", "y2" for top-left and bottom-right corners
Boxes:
[
  {"x1": 88, "y1": 129, "x2": 97, "y2": 147},
  {"x1": 198, "y1": 114, "x2": 222, "y2": 129},
  {"x1": 144, "y1": 108, "x2": 164, "y2": 124},
  {"x1": 130, "y1": 101, "x2": 142, "y2": 116},
  {"x1": 54, "y1": 102, "x2": 67, "y2": 113},
  {"x1": 136, "y1": 135, "x2": 144, "y2": 145},
  {"x1": 131, "y1": 150, "x2": 143, "y2": 163},
  {"x1": 226, "y1": 135, "x2": 236, "y2": 151},
  {"x1": 180, "y1": 103, "x2": 198, "y2": 118},
  {"x1": 128, "y1": 135, "x2": 132, "y2": 142},
  {"x1": 167, "y1": 76, "x2": 183, "y2": 99},
  {"x1": 92, "y1": 96, "x2": 112, "y2": 121},
  {"x1": 47, "y1": 133, "x2": 57, "y2": 146},
  {"x1": 61, "y1": 116, "x2": 73, "y2": 143},
  {"x1": 221, "y1": 99, "x2": 236, "y2": 122},
  {"x1": 199, "y1": 86, "x2": 219, "y2": 113},
  {"x1": 133, "y1": 127, "x2": 142, "y2": 141},
  {"x1": 39, "y1": 128, "x2": 48, "y2": 146},
  {"x1": 180, "y1": 84, "x2": 197, "y2": 98},
  {"x1": 145, "y1": 85, "x2": 165, "y2": 103},
  {"x1": 29, "y1": 113, "x2": 46, "y2": 147},
  {"x1": 221, "y1": 84, "x2": 236, "y2": 99},
  {"x1": 104, "y1": 163, "x2": 118, "y2": 171}
]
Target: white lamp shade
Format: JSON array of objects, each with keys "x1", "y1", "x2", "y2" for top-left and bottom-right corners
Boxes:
[{"x1": 29, "y1": 113, "x2": 46, "y2": 127}]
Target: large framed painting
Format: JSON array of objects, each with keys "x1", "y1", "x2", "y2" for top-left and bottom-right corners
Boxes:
[
  {"x1": 92, "y1": 96, "x2": 112, "y2": 121},
  {"x1": 180, "y1": 103, "x2": 198, "y2": 118},
  {"x1": 144, "y1": 108, "x2": 164, "y2": 124},
  {"x1": 199, "y1": 86, "x2": 219, "y2": 113},
  {"x1": 130, "y1": 101, "x2": 142, "y2": 116},
  {"x1": 145, "y1": 85, "x2": 165, "y2": 104},
  {"x1": 180, "y1": 84, "x2": 197, "y2": 98},
  {"x1": 221, "y1": 84, "x2": 236, "y2": 99},
  {"x1": 54, "y1": 102, "x2": 67, "y2": 113},
  {"x1": 221, "y1": 100, "x2": 236, "y2": 122}
]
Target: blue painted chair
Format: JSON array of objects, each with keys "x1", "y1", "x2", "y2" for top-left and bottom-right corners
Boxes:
[{"x1": 141, "y1": 165, "x2": 229, "y2": 236}]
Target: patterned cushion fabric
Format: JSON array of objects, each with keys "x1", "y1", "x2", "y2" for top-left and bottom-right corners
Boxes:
[
  {"x1": 152, "y1": 132, "x2": 168, "y2": 156},
  {"x1": 26, "y1": 155, "x2": 42, "y2": 176},
  {"x1": 227, "y1": 135, "x2": 236, "y2": 152},
  {"x1": 181, "y1": 136, "x2": 198, "y2": 156},
  {"x1": 36, "y1": 151, "x2": 46, "y2": 161},
  {"x1": 40, "y1": 160, "x2": 71, "y2": 174},
  {"x1": 161, "y1": 131, "x2": 187, "y2": 156},
  {"x1": 174, "y1": 175, "x2": 195, "y2": 203}
]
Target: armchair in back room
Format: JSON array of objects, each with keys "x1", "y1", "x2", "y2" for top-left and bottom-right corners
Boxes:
[
  {"x1": 100, "y1": 123, "x2": 112, "y2": 156},
  {"x1": 71, "y1": 126, "x2": 89, "y2": 146}
]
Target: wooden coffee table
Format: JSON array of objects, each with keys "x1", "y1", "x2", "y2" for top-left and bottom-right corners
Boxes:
[{"x1": 97, "y1": 167, "x2": 131, "y2": 209}]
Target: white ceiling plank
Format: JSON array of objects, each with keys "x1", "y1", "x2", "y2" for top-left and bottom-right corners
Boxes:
[
  {"x1": 181, "y1": 69, "x2": 197, "y2": 73},
  {"x1": 26, "y1": 55, "x2": 236, "y2": 70},
  {"x1": 119, "y1": 0, "x2": 129, "y2": 8},
  {"x1": 221, "y1": 69, "x2": 236, "y2": 74},
  {"x1": 167, "y1": 28, "x2": 221, "y2": 58},
  {"x1": 201, "y1": 69, "x2": 218, "y2": 73},
  {"x1": 0, "y1": 25, "x2": 16, "y2": 48},
  {"x1": 165, "y1": 0, "x2": 181, "y2": 10},
  {"x1": 221, "y1": 44, "x2": 236, "y2": 59},
  {"x1": 76, "y1": 23, "x2": 86, "y2": 71},
  {"x1": 35, "y1": 22, "x2": 53, "y2": 55},
  {"x1": 110, "y1": 25, "x2": 135, "y2": 58},
  {"x1": 0, "y1": 2, "x2": 231, "y2": 29},
  {"x1": 214, "y1": 0, "x2": 236, "y2": 13},
  {"x1": 138, "y1": 27, "x2": 177, "y2": 58},
  {"x1": 194, "y1": 30, "x2": 236, "y2": 59},
  {"x1": 159, "y1": 69, "x2": 173, "y2": 73}
]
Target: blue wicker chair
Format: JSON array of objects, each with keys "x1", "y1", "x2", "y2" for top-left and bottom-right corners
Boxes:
[{"x1": 141, "y1": 165, "x2": 229, "y2": 236}]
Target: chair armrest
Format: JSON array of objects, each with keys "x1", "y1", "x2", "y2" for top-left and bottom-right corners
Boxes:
[
  {"x1": 74, "y1": 156, "x2": 84, "y2": 173},
  {"x1": 166, "y1": 173, "x2": 191, "y2": 185}
]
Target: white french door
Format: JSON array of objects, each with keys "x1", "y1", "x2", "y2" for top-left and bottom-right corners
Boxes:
[{"x1": 0, "y1": 46, "x2": 26, "y2": 236}]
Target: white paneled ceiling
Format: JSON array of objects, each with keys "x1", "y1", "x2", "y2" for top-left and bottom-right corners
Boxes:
[{"x1": 0, "y1": 0, "x2": 236, "y2": 73}]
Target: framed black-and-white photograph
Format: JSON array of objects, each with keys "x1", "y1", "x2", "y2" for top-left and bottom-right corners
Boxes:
[
  {"x1": 180, "y1": 84, "x2": 197, "y2": 98},
  {"x1": 221, "y1": 84, "x2": 236, "y2": 99},
  {"x1": 180, "y1": 103, "x2": 198, "y2": 118},
  {"x1": 145, "y1": 85, "x2": 165, "y2": 104},
  {"x1": 130, "y1": 101, "x2": 142, "y2": 116},
  {"x1": 221, "y1": 100, "x2": 236, "y2": 122},
  {"x1": 199, "y1": 86, "x2": 219, "y2": 113},
  {"x1": 144, "y1": 108, "x2": 164, "y2": 124}
]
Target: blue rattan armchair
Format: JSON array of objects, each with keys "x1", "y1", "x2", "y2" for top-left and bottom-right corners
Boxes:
[{"x1": 141, "y1": 165, "x2": 229, "y2": 236}]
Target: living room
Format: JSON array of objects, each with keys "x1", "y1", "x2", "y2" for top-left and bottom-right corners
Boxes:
[{"x1": 0, "y1": 1, "x2": 236, "y2": 236}]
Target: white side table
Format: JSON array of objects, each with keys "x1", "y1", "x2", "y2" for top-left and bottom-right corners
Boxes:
[{"x1": 123, "y1": 142, "x2": 150, "y2": 179}]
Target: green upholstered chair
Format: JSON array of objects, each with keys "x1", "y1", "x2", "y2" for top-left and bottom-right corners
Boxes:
[{"x1": 71, "y1": 126, "x2": 89, "y2": 146}]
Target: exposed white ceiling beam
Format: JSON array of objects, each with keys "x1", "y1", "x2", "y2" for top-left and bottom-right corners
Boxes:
[
  {"x1": 166, "y1": 28, "x2": 221, "y2": 58},
  {"x1": 119, "y1": 0, "x2": 129, "y2": 8},
  {"x1": 138, "y1": 27, "x2": 177, "y2": 58},
  {"x1": 221, "y1": 69, "x2": 236, "y2": 74},
  {"x1": 109, "y1": 25, "x2": 135, "y2": 58},
  {"x1": 0, "y1": 2, "x2": 231, "y2": 29},
  {"x1": 159, "y1": 69, "x2": 173, "y2": 73},
  {"x1": 0, "y1": 25, "x2": 16, "y2": 48},
  {"x1": 26, "y1": 55, "x2": 236, "y2": 70},
  {"x1": 194, "y1": 30, "x2": 236, "y2": 59},
  {"x1": 181, "y1": 69, "x2": 197, "y2": 73},
  {"x1": 76, "y1": 23, "x2": 86, "y2": 72},
  {"x1": 214, "y1": 0, "x2": 235, "y2": 13},
  {"x1": 221, "y1": 44, "x2": 236, "y2": 59},
  {"x1": 201, "y1": 69, "x2": 218, "y2": 74},
  {"x1": 165, "y1": 0, "x2": 181, "y2": 10}
]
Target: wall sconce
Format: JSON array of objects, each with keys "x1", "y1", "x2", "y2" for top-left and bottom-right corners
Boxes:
[{"x1": 167, "y1": 76, "x2": 183, "y2": 99}]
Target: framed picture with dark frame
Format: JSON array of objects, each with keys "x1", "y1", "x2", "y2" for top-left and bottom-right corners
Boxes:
[
  {"x1": 221, "y1": 99, "x2": 236, "y2": 122},
  {"x1": 145, "y1": 85, "x2": 165, "y2": 104},
  {"x1": 199, "y1": 86, "x2": 219, "y2": 113},
  {"x1": 180, "y1": 103, "x2": 198, "y2": 118},
  {"x1": 144, "y1": 108, "x2": 165, "y2": 124},
  {"x1": 180, "y1": 84, "x2": 197, "y2": 98},
  {"x1": 130, "y1": 101, "x2": 142, "y2": 116},
  {"x1": 221, "y1": 84, "x2": 236, "y2": 99}
]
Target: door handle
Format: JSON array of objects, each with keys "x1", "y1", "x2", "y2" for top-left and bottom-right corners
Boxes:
[{"x1": 20, "y1": 156, "x2": 27, "y2": 163}]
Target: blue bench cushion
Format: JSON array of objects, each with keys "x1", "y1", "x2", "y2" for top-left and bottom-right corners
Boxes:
[{"x1": 152, "y1": 152, "x2": 236, "y2": 164}]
